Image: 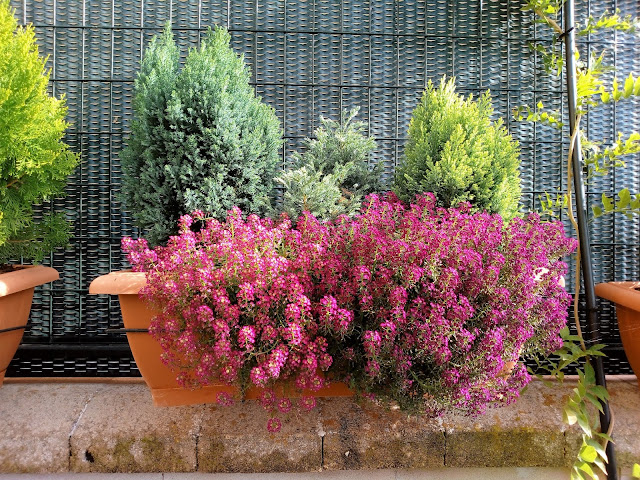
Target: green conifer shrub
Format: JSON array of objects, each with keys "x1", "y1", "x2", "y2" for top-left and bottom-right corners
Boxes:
[
  {"x1": 120, "y1": 25, "x2": 282, "y2": 246},
  {"x1": 276, "y1": 108, "x2": 381, "y2": 221},
  {"x1": 394, "y1": 78, "x2": 521, "y2": 219},
  {"x1": 0, "y1": 0, "x2": 78, "y2": 265}
]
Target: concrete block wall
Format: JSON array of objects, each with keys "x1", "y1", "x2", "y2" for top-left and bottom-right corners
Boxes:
[{"x1": 0, "y1": 378, "x2": 638, "y2": 474}]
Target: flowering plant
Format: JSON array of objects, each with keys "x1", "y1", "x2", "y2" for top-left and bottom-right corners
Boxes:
[
  {"x1": 302, "y1": 193, "x2": 576, "y2": 414},
  {"x1": 123, "y1": 193, "x2": 576, "y2": 428}
]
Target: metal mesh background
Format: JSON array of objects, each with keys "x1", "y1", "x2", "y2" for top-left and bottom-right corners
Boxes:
[{"x1": 7, "y1": 0, "x2": 639, "y2": 377}]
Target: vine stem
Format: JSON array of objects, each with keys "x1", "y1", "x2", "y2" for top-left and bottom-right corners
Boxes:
[
  {"x1": 565, "y1": 115, "x2": 586, "y2": 351},
  {"x1": 565, "y1": 113, "x2": 616, "y2": 449},
  {"x1": 535, "y1": 8, "x2": 564, "y2": 35}
]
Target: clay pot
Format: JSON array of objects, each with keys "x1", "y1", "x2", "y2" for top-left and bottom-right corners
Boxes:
[
  {"x1": 0, "y1": 265, "x2": 59, "y2": 385},
  {"x1": 89, "y1": 270, "x2": 353, "y2": 406},
  {"x1": 595, "y1": 281, "x2": 640, "y2": 387}
]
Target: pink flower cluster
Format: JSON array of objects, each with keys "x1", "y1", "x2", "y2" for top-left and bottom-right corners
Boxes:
[{"x1": 123, "y1": 193, "x2": 576, "y2": 419}]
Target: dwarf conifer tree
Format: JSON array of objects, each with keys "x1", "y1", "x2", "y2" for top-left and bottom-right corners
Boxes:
[
  {"x1": 394, "y1": 78, "x2": 521, "y2": 219},
  {"x1": 277, "y1": 108, "x2": 381, "y2": 221},
  {"x1": 0, "y1": 0, "x2": 78, "y2": 264},
  {"x1": 121, "y1": 25, "x2": 282, "y2": 245}
]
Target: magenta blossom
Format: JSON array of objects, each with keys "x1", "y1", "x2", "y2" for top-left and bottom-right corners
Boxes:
[{"x1": 123, "y1": 193, "x2": 575, "y2": 418}]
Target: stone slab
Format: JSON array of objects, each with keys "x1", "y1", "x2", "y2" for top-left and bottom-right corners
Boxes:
[
  {"x1": 68, "y1": 384, "x2": 201, "y2": 473},
  {"x1": 441, "y1": 380, "x2": 579, "y2": 468},
  {"x1": 320, "y1": 398, "x2": 445, "y2": 470},
  {"x1": 0, "y1": 468, "x2": 572, "y2": 479},
  {"x1": 607, "y1": 377, "x2": 640, "y2": 468},
  {"x1": 0, "y1": 476, "x2": 162, "y2": 480},
  {"x1": 396, "y1": 467, "x2": 571, "y2": 480},
  {"x1": 166, "y1": 468, "x2": 395, "y2": 480},
  {"x1": 0, "y1": 377, "x2": 638, "y2": 474},
  {"x1": 198, "y1": 398, "x2": 323, "y2": 473},
  {"x1": 0, "y1": 383, "x2": 101, "y2": 473}
]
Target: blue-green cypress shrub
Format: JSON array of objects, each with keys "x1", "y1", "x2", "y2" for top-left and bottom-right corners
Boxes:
[{"x1": 121, "y1": 26, "x2": 282, "y2": 245}]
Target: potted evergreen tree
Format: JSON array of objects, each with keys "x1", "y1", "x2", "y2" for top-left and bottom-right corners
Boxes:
[
  {"x1": 89, "y1": 25, "x2": 284, "y2": 405},
  {"x1": 0, "y1": 0, "x2": 78, "y2": 385},
  {"x1": 393, "y1": 78, "x2": 522, "y2": 219},
  {"x1": 276, "y1": 107, "x2": 382, "y2": 222}
]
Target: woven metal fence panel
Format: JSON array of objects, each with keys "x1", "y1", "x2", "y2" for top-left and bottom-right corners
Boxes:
[{"x1": 7, "y1": 0, "x2": 639, "y2": 377}]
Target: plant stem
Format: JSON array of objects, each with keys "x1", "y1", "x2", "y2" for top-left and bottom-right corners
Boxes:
[
  {"x1": 565, "y1": 114, "x2": 587, "y2": 352},
  {"x1": 4, "y1": 175, "x2": 24, "y2": 189},
  {"x1": 564, "y1": 30, "x2": 616, "y2": 467},
  {"x1": 535, "y1": 8, "x2": 564, "y2": 35}
]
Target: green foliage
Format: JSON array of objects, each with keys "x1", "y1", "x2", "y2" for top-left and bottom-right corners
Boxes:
[
  {"x1": 276, "y1": 108, "x2": 380, "y2": 222},
  {"x1": 394, "y1": 78, "x2": 522, "y2": 219},
  {"x1": 565, "y1": 364, "x2": 612, "y2": 480},
  {"x1": 514, "y1": 100, "x2": 564, "y2": 129},
  {"x1": 585, "y1": 132, "x2": 640, "y2": 178},
  {"x1": 0, "y1": 0, "x2": 78, "y2": 264},
  {"x1": 277, "y1": 164, "x2": 362, "y2": 221},
  {"x1": 517, "y1": 2, "x2": 640, "y2": 219},
  {"x1": 120, "y1": 25, "x2": 282, "y2": 246},
  {"x1": 529, "y1": 328, "x2": 606, "y2": 381},
  {"x1": 633, "y1": 463, "x2": 640, "y2": 478},
  {"x1": 529, "y1": 329, "x2": 610, "y2": 480},
  {"x1": 593, "y1": 188, "x2": 640, "y2": 218},
  {"x1": 537, "y1": 191, "x2": 567, "y2": 219},
  {"x1": 579, "y1": 9, "x2": 639, "y2": 36}
]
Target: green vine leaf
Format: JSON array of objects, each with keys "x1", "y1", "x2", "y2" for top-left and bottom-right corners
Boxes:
[
  {"x1": 586, "y1": 438, "x2": 608, "y2": 463},
  {"x1": 585, "y1": 132, "x2": 640, "y2": 177},
  {"x1": 600, "y1": 73, "x2": 640, "y2": 104},
  {"x1": 584, "y1": 363, "x2": 596, "y2": 384},
  {"x1": 595, "y1": 432, "x2": 613, "y2": 443},
  {"x1": 584, "y1": 393, "x2": 605, "y2": 413},
  {"x1": 592, "y1": 458, "x2": 607, "y2": 475},
  {"x1": 580, "y1": 445, "x2": 598, "y2": 463},
  {"x1": 624, "y1": 73, "x2": 635, "y2": 97},
  {"x1": 576, "y1": 410, "x2": 592, "y2": 435},
  {"x1": 579, "y1": 9, "x2": 639, "y2": 36},
  {"x1": 564, "y1": 404, "x2": 578, "y2": 425},
  {"x1": 618, "y1": 188, "x2": 631, "y2": 209},
  {"x1": 594, "y1": 188, "x2": 640, "y2": 218},
  {"x1": 576, "y1": 461, "x2": 599, "y2": 480}
]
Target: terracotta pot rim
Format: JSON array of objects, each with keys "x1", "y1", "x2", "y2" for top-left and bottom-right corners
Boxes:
[
  {"x1": 0, "y1": 265, "x2": 59, "y2": 298},
  {"x1": 595, "y1": 281, "x2": 640, "y2": 312},
  {"x1": 89, "y1": 270, "x2": 146, "y2": 295}
]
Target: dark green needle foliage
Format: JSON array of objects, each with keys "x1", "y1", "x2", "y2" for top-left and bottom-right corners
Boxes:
[
  {"x1": 120, "y1": 25, "x2": 282, "y2": 246},
  {"x1": 0, "y1": 0, "x2": 79, "y2": 264},
  {"x1": 277, "y1": 107, "x2": 381, "y2": 221},
  {"x1": 394, "y1": 78, "x2": 521, "y2": 219}
]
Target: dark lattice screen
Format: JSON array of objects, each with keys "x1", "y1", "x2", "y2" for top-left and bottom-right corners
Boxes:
[{"x1": 7, "y1": 0, "x2": 639, "y2": 377}]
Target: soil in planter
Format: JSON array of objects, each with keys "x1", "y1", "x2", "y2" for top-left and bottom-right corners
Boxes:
[{"x1": 0, "y1": 264, "x2": 26, "y2": 274}]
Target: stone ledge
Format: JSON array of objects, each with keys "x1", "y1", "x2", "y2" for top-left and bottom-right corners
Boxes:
[{"x1": 0, "y1": 377, "x2": 638, "y2": 474}]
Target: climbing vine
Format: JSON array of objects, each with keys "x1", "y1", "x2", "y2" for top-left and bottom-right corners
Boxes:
[{"x1": 518, "y1": 1, "x2": 640, "y2": 479}]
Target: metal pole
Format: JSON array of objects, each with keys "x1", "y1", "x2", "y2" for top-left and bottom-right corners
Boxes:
[{"x1": 563, "y1": 1, "x2": 617, "y2": 478}]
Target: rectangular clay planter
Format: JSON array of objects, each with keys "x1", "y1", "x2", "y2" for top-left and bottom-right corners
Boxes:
[
  {"x1": 595, "y1": 281, "x2": 640, "y2": 387},
  {"x1": 90, "y1": 270, "x2": 353, "y2": 406}
]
